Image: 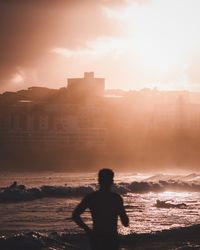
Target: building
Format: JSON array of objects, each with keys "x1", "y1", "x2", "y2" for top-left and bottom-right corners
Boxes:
[{"x1": 67, "y1": 72, "x2": 105, "y2": 96}]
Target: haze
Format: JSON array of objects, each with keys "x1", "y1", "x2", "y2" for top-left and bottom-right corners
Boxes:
[{"x1": 1, "y1": 0, "x2": 200, "y2": 92}]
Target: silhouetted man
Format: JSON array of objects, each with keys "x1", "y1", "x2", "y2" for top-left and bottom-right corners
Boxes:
[{"x1": 72, "y1": 168, "x2": 129, "y2": 250}]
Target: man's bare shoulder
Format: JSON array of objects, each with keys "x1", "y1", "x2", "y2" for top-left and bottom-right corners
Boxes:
[
  {"x1": 110, "y1": 191, "x2": 122, "y2": 197},
  {"x1": 110, "y1": 191, "x2": 123, "y2": 201},
  {"x1": 83, "y1": 191, "x2": 98, "y2": 201}
]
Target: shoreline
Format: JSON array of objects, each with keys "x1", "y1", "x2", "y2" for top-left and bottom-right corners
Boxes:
[{"x1": 1, "y1": 224, "x2": 200, "y2": 250}]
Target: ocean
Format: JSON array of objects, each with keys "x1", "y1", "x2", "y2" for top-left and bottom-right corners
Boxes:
[{"x1": 1, "y1": 172, "x2": 200, "y2": 249}]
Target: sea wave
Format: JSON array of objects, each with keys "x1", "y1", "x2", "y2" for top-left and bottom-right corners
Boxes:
[
  {"x1": 1, "y1": 177, "x2": 200, "y2": 202},
  {"x1": 144, "y1": 173, "x2": 200, "y2": 182},
  {"x1": 1, "y1": 224, "x2": 200, "y2": 250},
  {"x1": 0, "y1": 184, "x2": 94, "y2": 202}
]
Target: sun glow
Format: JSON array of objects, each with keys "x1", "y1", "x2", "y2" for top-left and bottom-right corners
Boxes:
[
  {"x1": 52, "y1": 0, "x2": 200, "y2": 91},
  {"x1": 12, "y1": 73, "x2": 24, "y2": 84},
  {"x1": 101, "y1": 0, "x2": 200, "y2": 89},
  {"x1": 107, "y1": 0, "x2": 200, "y2": 71}
]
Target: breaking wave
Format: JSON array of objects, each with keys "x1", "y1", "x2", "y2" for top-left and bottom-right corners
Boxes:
[
  {"x1": 1, "y1": 174, "x2": 200, "y2": 202},
  {"x1": 1, "y1": 224, "x2": 200, "y2": 250},
  {"x1": 0, "y1": 184, "x2": 94, "y2": 202}
]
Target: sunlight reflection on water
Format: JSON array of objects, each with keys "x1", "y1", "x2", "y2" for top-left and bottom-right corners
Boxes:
[{"x1": 123, "y1": 191, "x2": 200, "y2": 234}]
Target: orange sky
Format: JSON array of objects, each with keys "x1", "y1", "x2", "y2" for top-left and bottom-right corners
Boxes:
[{"x1": 1, "y1": 0, "x2": 200, "y2": 92}]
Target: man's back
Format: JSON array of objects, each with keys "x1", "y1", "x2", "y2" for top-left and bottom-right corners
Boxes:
[{"x1": 83, "y1": 190, "x2": 125, "y2": 235}]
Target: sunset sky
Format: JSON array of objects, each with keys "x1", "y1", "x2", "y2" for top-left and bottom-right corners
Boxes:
[{"x1": 1, "y1": 0, "x2": 200, "y2": 92}]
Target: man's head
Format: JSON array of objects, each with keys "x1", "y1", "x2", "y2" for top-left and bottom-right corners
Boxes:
[{"x1": 98, "y1": 168, "x2": 114, "y2": 189}]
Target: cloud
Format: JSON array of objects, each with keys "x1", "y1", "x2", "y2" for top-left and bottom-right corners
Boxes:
[{"x1": 0, "y1": 0, "x2": 147, "y2": 91}]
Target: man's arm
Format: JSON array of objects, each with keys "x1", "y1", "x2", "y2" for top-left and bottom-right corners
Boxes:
[
  {"x1": 118, "y1": 196, "x2": 129, "y2": 227},
  {"x1": 72, "y1": 196, "x2": 92, "y2": 234}
]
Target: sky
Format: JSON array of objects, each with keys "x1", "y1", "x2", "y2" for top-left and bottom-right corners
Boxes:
[{"x1": 1, "y1": 0, "x2": 200, "y2": 92}]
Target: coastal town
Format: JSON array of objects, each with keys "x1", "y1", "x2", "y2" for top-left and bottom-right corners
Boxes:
[{"x1": 1, "y1": 72, "x2": 200, "y2": 170}]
